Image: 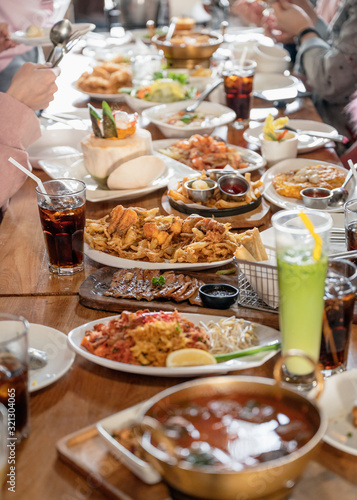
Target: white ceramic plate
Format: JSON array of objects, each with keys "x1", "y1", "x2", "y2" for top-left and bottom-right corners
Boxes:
[
  {"x1": 29, "y1": 324, "x2": 75, "y2": 393},
  {"x1": 152, "y1": 138, "x2": 266, "y2": 174},
  {"x1": 319, "y1": 369, "x2": 357, "y2": 456},
  {"x1": 142, "y1": 101, "x2": 236, "y2": 138},
  {"x1": 39, "y1": 152, "x2": 193, "y2": 202},
  {"x1": 28, "y1": 128, "x2": 89, "y2": 167},
  {"x1": 10, "y1": 22, "x2": 95, "y2": 47},
  {"x1": 84, "y1": 243, "x2": 234, "y2": 270},
  {"x1": 244, "y1": 119, "x2": 340, "y2": 154},
  {"x1": 68, "y1": 313, "x2": 280, "y2": 377},
  {"x1": 261, "y1": 158, "x2": 354, "y2": 213}
]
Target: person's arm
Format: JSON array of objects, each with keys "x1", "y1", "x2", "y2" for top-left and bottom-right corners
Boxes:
[
  {"x1": 0, "y1": 23, "x2": 16, "y2": 53},
  {"x1": 0, "y1": 63, "x2": 60, "y2": 211},
  {"x1": 0, "y1": 93, "x2": 41, "y2": 209}
]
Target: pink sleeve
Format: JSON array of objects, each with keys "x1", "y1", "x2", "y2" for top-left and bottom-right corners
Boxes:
[{"x1": 0, "y1": 93, "x2": 41, "y2": 210}]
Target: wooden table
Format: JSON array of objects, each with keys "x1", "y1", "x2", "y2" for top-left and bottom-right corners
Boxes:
[{"x1": 1, "y1": 53, "x2": 356, "y2": 500}]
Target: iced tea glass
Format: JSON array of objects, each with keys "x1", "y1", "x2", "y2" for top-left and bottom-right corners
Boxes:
[
  {"x1": 0, "y1": 314, "x2": 30, "y2": 443},
  {"x1": 345, "y1": 199, "x2": 357, "y2": 263},
  {"x1": 319, "y1": 259, "x2": 357, "y2": 377},
  {"x1": 222, "y1": 60, "x2": 257, "y2": 126},
  {"x1": 36, "y1": 179, "x2": 86, "y2": 275}
]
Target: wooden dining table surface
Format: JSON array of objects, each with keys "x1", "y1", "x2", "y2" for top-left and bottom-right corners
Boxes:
[{"x1": 1, "y1": 52, "x2": 357, "y2": 500}]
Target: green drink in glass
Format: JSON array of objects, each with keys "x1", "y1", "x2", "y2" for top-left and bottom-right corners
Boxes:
[{"x1": 272, "y1": 210, "x2": 332, "y2": 386}]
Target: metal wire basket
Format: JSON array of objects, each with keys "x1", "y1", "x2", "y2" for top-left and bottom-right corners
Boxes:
[{"x1": 234, "y1": 249, "x2": 279, "y2": 311}]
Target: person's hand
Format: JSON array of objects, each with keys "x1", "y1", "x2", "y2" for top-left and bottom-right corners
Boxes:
[
  {"x1": 271, "y1": 0, "x2": 314, "y2": 36},
  {"x1": 6, "y1": 63, "x2": 61, "y2": 111},
  {"x1": 0, "y1": 23, "x2": 17, "y2": 53},
  {"x1": 263, "y1": 11, "x2": 295, "y2": 44},
  {"x1": 231, "y1": 0, "x2": 266, "y2": 27}
]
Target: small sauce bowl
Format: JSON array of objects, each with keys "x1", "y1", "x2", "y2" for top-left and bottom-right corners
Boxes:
[
  {"x1": 206, "y1": 167, "x2": 236, "y2": 181},
  {"x1": 300, "y1": 187, "x2": 332, "y2": 209},
  {"x1": 199, "y1": 283, "x2": 239, "y2": 309},
  {"x1": 217, "y1": 174, "x2": 249, "y2": 202},
  {"x1": 184, "y1": 178, "x2": 217, "y2": 203}
]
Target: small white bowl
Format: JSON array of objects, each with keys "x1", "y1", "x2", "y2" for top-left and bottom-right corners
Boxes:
[
  {"x1": 142, "y1": 101, "x2": 236, "y2": 138},
  {"x1": 259, "y1": 131, "x2": 298, "y2": 166},
  {"x1": 253, "y1": 44, "x2": 291, "y2": 74}
]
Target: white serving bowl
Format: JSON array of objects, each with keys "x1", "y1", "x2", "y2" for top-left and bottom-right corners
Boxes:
[
  {"x1": 253, "y1": 44, "x2": 291, "y2": 73},
  {"x1": 259, "y1": 131, "x2": 298, "y2": 166},
  {"x1": 142, "y1": 101, "x2": 236, "y2": 138}
]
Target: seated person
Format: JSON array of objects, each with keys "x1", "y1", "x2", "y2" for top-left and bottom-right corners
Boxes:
[{"x1": 0, "y1": 62, "x2": 60, "y2": 219}]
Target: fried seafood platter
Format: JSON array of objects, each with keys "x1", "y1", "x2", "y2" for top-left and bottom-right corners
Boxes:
[
  {"x1": 76, "y1": 61, "x2": 132, "y2": 95},
  {"x1": 84, "y1": 205, "x2": 245, "y2": 264},
  {"x1": 272, "y1": 164, "x2": 346, "y2": 200}
]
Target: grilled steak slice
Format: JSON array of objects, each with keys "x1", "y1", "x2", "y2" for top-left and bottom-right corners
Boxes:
[
  {"x1": 188, "y1": 289, "x2": 203, "y2": 306},
  {"x1": 154, "y1": 273, "x2": 186, "y2": 298},
  {"x1": 137, "y1": 269, "x2": 161, "y2": 300}
]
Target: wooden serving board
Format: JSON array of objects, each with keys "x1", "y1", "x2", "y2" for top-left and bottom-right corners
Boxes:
[
  {"x1": 161, "y1": 194, "x2": 271, "y2": 229},
  {"x1": 79, "y1": 266, "x2": 241, "y2": 316},
  {"x1": 56, "y1": 421, "x2": 357, "y2": 500}
]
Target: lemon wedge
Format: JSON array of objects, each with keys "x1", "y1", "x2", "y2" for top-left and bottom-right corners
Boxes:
[
  {"x1": 166, "y1": 349, "x2": 217, "y2": 367},
  {"x1": 298, "y1": 211, "x2": 322, "y2": 260}
]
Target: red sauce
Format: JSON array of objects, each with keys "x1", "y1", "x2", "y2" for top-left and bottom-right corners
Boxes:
[
  {"x1": 220, "y1": 183, "x2": 246, "y2": 195},
  {"x1": 303, "y1": 191, "x2": 330, "y2": 198}
]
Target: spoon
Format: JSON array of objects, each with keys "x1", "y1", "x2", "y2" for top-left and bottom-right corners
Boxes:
[
  {"x1": 184, "y1": 78, "x2": 224, "y2": 114},
  {"x1": 46, "y1": 19, "x2": 72, "y2": 64},
  {"x1": 28, "y1": 347, "x2": 48, "y2": 370},
  {"x1": 165, "y1": 17, "x2": 178, "y2": 42},
  {"x1": 328, "y1": 168, "x2": 353, "y2": 207}
]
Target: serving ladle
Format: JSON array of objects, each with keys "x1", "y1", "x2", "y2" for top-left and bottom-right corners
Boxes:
[
  {"x1": 328, "y1": 168, "x2": 353, "y2": 207},
  {"x1": 46, "y1": 19, "x2": 73, "y2": 64}
]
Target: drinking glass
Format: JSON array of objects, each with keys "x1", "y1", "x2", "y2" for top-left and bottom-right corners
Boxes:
[
  {"x1": 0, "y1": 314, "x2": 30, "y2": 443},
  {"x1": 319, "y1": 259, "x2": 357, "y2": 377},
  {"x1": 345, "y1": 199, "x2": 357, "y2": 262},
  {"x1": 131, "y1": 52, "x2": 163, "y2": 86},
  {"x1": 36, "y1": 179, "x2": 86, "y2": 275},
  {"x1": 0, "y1": 404, "x2": 7, "y2": 500},
  {"x1": 222, "y1": 59, "x2": 257, "y2": 127},
  {"x1": 272, "y1": 210, "x2": 332, "y2": 390}
]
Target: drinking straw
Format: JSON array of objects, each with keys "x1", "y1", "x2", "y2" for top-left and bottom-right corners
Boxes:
[
  {"x1": 298, "y1": 211, "x2": 322, "y2": 260},
  {"x1": 238, "y1": 46, "x2": 248, "y2": 69},
  {"x1": 8, "y1": 157, "x2": 48, "y2": 194},
  {"x1": 347, "y1": 159, "x2": 357, "y2": 181},
  {"x1": 322, "y1": 310, "x2": 339, "y2": 367}
]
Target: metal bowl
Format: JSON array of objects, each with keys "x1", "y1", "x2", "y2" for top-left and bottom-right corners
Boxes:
[
  {"x1": 152, "y1": 31, "x2": 223, "y2": 68},
  {"x1": 217, "y1": 174, "x2": 250, "y2": 201},
  {"x1": 136, "y1": 357, "x2": 326, "y2": 500},
  {"x1": 184, "y1": 178, "x2": 217, "y2": 203},
  {"x1": 300, "y1": 187, "x2": 332, "y2": 209}
]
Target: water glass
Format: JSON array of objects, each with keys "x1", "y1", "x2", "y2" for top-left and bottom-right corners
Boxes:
[
  {"x1": 272, "y1": 210, "x2": 332, "y2": 390},
  {"x1": 0, "y1": 314, "x2": 30, "y2": 443},
  {"x1": 36, "y1": 179, "x2": 86, "y2": 275},
  {"x1": 319, "y1": 259, "x2": 357, "y2": 377},
  {"x1": 131, "y1": 53, "x2": 163, "y2": 86}
]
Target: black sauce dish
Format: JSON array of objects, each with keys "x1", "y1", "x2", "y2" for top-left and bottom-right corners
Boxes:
[{"x1": 199, "y1": 283, "x2": 239, "y2": 309}]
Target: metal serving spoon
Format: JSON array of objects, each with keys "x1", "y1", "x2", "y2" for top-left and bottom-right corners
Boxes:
[
  {"x1": 184, "y1": 78, "x2": 224, "y2": 114},
  {"x1": 28, "y1": 347, "x2": 48, "y2": 371},
  {"x1": 328, "y1": 169, "x2": 353, "y2": 207},
  {"x1": 46, "y1": 19, "x2": 72, "y2": 64}
]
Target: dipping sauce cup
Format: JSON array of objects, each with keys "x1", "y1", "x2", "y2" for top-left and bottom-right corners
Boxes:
[
  {"x1": 272, "y1": 210, "x2": 332, "y2": 390},
  {"x1": 0, "y1": 314, "x2": 30, "y2": 443},
  {"x1": 222, "y1": 60, "x2": 256, "y2": 124},
  {"x1": 319, "y1": 259, "x2": 357, "y2": 377},
  {"x1": 36, "y1": 179, "x2": 86, "y2": 275}
]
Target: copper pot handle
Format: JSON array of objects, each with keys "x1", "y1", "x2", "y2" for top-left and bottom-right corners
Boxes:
[{"x1": 273, "y1": 349, "x2": 324, "y2": 400}]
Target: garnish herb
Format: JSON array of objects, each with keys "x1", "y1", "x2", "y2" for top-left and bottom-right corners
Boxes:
[
  {"x1": 151, "y1": 275, "x2": 166, "y2": 287},
  {"x1": 180, "y1": 113, "x2": 197, "y2": 124}
]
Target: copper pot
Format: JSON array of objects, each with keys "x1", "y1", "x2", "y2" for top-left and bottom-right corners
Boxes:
[
  {"x1": 152, "y1": 31, "x2": 223, "y2": 68},
  {"x1": 136, "y1": 352, "x2": 326, "y2": 500}
]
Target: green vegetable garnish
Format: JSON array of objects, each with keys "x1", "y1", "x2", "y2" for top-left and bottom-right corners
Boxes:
[
  {"x1": 180, "y1": 113, "x2": 197, "y2": 124},
  {"x1": 216, "y1": 268, "x2": 236, "y2": 276},
  {"x1": 347, "y1": 432, "x2": 353, "y2": 438},
  {"x1": 151, "y1": 275, "x2": 166, "y2": 287},
  {"x1": 214, "y1": 341, "x2": 281, "y2": 363},
  {"x1": 88, "y1": 104, "x2": 103, "y2": 138},
  {"x1": 102, "y1": 100, "x2": 117, "y2": 138}
]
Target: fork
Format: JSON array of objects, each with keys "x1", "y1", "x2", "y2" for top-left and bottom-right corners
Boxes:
[{"x1": 283, "y1": 125, "x2": 349, "y2": 144}]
